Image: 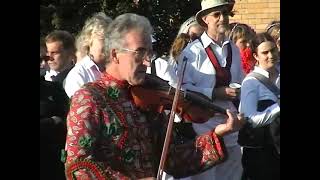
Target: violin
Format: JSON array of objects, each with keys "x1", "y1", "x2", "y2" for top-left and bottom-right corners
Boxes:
[
  {"x1": 131, "y1": 57, "x2": 228, "y2": 180},
  {"x1": 130, "y1": 73, "x2": 227, "y2": 123}
]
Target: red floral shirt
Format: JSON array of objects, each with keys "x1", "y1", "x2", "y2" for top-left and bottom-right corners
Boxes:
[{"x1": 64, "y1": 72, "x2": 227, "y2": 179}]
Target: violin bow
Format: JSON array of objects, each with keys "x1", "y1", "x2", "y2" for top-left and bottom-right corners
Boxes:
[{"x1": 156, "y1": 56, "x2": 188, "y2": 180}]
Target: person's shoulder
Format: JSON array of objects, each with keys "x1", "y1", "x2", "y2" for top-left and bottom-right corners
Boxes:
[
  {"x1": 228, "y1": 40, "x2": 237, "y2": 48},
  {"x1": 71, "y1": 82, "x2": 100, "y2": 103},
  {"x1": 228, "y1": 41, "x2": 240, "y2": 54},
  {"x1": 155, "y1": 57, "x2": 168, "y2": 65},
  {"x1": 181, "y1": 39, "x2": 203, "y2": 59},
  {"x1": 41, "y1": 78, "x2": 66, "y2": 96},
  {"x1": 73, "y1": 80, "x2": 113, "y2": 108},
  {"x1": 241, "y1": 73, "x2": 261, "y2": 91},
  {"x1": 41, "y1": 76, "x2": 59, "y2": 88},
  {"x1": 188, "y1": 39, "x2": 203, "y2": 50},
  {"x1": 78, "y1": 80, "x2": 107, "y2": 97},
  {"x1": 66, "y1": 63, "x2": 86, "y2": 79},
  {"x1": 72, "y1": 59, "x2": 90, "y2": 72},
  {"x1": 55, "y1": 65, "x2": 74, "y2": 82}
]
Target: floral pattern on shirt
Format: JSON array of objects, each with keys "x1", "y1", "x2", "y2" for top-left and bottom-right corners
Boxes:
[{"x1": 64, "y1": 72, "x2": 227, "y2": 179}]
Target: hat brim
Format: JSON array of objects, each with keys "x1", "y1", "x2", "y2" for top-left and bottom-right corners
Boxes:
[{"x1": 196, "y1": 4, "x2": 234, "y2": 27}]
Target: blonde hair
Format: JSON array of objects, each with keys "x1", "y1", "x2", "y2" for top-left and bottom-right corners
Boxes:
[{"x1": 75, "y1": 12, "x2": 112, "y2": 60}]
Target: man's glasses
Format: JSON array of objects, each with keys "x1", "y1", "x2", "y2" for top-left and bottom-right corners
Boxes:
[{"x1": 120, "y1": 48, "x2": 154, "y2": 62}]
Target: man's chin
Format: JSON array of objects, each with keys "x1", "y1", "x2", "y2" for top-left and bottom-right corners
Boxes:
[
  {"x1": 48, "y1": 64, "x2": 57, "y2": 71},
  {"x1": 218, "y1": 28, "x2": 227, "y2": 34},
  {"x1": 217, "y1": 25, "x2": 228, "y2": 33}
]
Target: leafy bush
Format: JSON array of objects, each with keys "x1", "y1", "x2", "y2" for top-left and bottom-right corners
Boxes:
[{"x1": 40, "y1": 0, "x2": 200, "y2": 56}]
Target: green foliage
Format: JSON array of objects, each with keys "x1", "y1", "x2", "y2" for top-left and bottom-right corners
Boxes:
[{"x1": 40, "y1": 0, "x2": 201, "y2": 55}]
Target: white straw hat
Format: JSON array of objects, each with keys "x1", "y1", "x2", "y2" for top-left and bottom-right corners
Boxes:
[
  {"x1": 177, "y1": 16, "x2": 197, "y2": 36},
  {"x1": 196, "y1": 0, "x2": 235, "y2": 27}
]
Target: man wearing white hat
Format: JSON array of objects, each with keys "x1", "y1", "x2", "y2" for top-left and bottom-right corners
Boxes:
[{"x1": 168, "y1": 0, "x2": 244, "y2": 180}]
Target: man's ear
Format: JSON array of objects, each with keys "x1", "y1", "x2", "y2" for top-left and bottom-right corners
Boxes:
[
  {"x1": 202, "y1": 15, "x2": 209, "y2": 26},
  {"x1": 111, "y1": 49, "x2": 119, "y2": 64}
]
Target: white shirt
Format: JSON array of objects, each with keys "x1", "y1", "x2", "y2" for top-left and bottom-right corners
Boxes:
[
  {"x1": 239, "y1": 66, "x2": 280, "y2": 128},
  {"x1": 63, "y1": 55, "x2": 101, "y2": 97},
  {"x1": 146, "y1": 57, "x2": 172, "y2": 81},
  {"x1": 167, "y1": 32, "x2": 244, "y2": 147},
  {"x1": 169, "y1": 32, "x2": 244, "y2": 99},
  {"x1": 146, "y1": 57, "x2": 182, "y2": 123},
  {"x1": 44, "y1": 69, "x2": 59, "y2": 82}
]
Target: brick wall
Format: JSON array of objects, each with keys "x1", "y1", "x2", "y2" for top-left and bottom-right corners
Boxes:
[{"x1": 230, "y1": 0, "x2": 280, "y2": 32}]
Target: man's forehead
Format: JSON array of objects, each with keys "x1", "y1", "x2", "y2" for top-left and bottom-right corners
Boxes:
[
  {"x1": 46, "y1": 41, "x2": 63, "y2": 48},
  {"x1": 46, "y1": 41, "x2": 65, "y2": 53},
  {"x1": 125, "y1": 31, "x2": 152, "y2": 46}
]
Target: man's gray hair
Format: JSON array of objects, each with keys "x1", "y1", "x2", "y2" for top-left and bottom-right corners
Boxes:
[{"x1": 104, "y1": 13, "x2": 153, "y2": 62}]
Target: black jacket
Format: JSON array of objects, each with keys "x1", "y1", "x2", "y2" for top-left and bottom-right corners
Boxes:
[
  {"x1": 51, "y1": 65, "x2": 74, "y2": 84},
  {"x1": 40, "y1": 76, "x2": 69, "y2": 180}
]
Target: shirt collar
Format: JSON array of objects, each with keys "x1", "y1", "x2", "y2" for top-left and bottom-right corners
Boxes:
[
  {"x1": 100, "y1": 72, "x2": 129, "y2": 89},
  {"x1": 253, "y1": 66, "x2": 270, "y2": 78},
  {"x1": 46, "y1": 69, "x2": 59, "y2": 76},
  {"x1": 200, "y1": 32, "x2": 230, "y2": 48},
  {"x1": 82, "y1": 55, "x2": 100, "y2": 71}
]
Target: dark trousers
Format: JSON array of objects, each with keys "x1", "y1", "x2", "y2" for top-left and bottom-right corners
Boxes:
[
  {"x1": 242, "y1": 146, "x2": 280, "y2": 180},
  {"x1": 40, "y1": 145, "x2": 66, "y2": 180}
]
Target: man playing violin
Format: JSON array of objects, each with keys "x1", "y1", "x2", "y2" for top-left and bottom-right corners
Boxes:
[
  {"x1": 63, "y1": 13, "x2": 244, "y2": 180},
  {"x1": 168, "y1": 0, "x2": 244, "y2": 180}
]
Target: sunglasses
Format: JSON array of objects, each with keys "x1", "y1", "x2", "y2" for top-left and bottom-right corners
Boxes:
[
  {"x1": 40, "y1": 55, "x2": 51, "y2": 62},
  {"x1": 208, "y1": 10, "x2": 233, "y2": 18}
]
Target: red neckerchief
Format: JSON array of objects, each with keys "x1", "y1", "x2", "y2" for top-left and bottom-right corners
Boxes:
[{"x1": 202, "y1": 42, "x2": 232, "y2": 87}]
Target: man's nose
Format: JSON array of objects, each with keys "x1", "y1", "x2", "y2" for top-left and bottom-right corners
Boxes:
[
  {"x1": 219, "y1": 14, "x2": 225, "y2": 21},
  {"x1": 46, "y1": 53, "x2": 54, "y2": 61}
]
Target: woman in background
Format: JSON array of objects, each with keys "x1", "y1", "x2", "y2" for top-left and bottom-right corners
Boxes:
[
  {"x1": 228, "y1": 23, "x2": 256, "y2": 75},
  {"x1": 239, "y1": 32, "x2": 280, "y2": 180},
  {"x1": 63, "y1": 12, "x2": 112, "y2": 97}
]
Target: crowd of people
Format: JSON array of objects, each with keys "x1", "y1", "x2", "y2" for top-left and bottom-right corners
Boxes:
[{"x1": 40, "y1": 0, "x2": 280, "y2": 179}]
